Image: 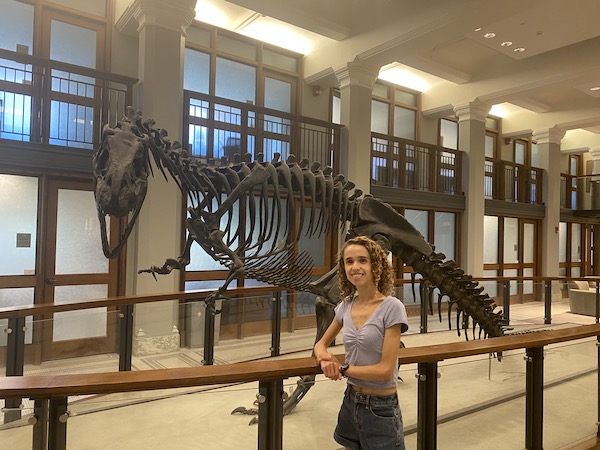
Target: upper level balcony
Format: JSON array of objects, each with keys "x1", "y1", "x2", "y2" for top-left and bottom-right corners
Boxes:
[
  {"x1": 0, "y1": 48, "x2": 552, "y2": 215},
  {"x1": 183, "y1": 90, "x2": 342, "y2": 174},
  {"x1": 371, "y1": 133, "x2": 462, "y2": 195},
  {"x1": 561, "y1": 173, "x2": 600, "y2": 218},
  {"x1": 0, "y1": 49, "x2": 136, "y2": 150},
  {"x1": 485, "y1": 158, "x2": 543, "y2": 205}
]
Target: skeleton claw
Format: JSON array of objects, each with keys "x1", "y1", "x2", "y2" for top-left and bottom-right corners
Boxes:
[
  {"x1": 138, "y1": 259, "x2": 182, "y2": 278},
  {"x1": 231, "y1": 406, "x2": 258, "y2": 415}
]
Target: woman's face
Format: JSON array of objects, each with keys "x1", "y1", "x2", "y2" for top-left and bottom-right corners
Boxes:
[{"x1": 343, "y1": 244, "x2": 374, "y2": 290}]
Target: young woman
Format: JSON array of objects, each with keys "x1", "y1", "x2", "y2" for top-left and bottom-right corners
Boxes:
[{"x1": 314, "y1": 236, "x2": 408, "y2": 450}]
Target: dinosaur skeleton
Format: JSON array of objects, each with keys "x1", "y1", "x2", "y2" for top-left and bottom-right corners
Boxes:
[{"x1": 93, "y1": 107, "x2": 507, "y2": 421}]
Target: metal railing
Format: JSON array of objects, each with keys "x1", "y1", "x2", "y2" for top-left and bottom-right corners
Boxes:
[
  {"x1": 183, "y1": 90, "x2": 343, "y2": 173},
  {"x1": 560, "y1": 173, "x2": 600, "y2": 211},
  {"x1": 2, "y1": 277, "x2": 600, "y2": 448},
  {"x1": 0, "y1": 49, "x2": 136, "y2": 149},
  {"x1": 371, "y1": 133, "x2": 462, "y2": 194},
  {"x1": 484, "y1": 158, "x2": 543, "y2": 204},
  {"x1": 1, "y1": 318, "x2": 599, "y2": 449}
]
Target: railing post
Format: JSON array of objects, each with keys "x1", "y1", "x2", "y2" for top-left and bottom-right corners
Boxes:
[
  {"x1": 597, "y1": 337, "x2": 600, "y2": 437},
  {"x1": 32, "y1": 399, "x2": 49, "y2": 450},
  {"x1": 257, "y1": 379, "x2": 284, "y2": 450},
  {"x1": 596, "y1": 283, "x2": 600, "y2": 323},
  {"x1": 417, "y1": 362, "x2": 438, "y2": 450},
  {"x1": 271, "y1": 292, "x2": 282, "y2": 357},
  {"x1": 48, "y1": 397, "x2": 68, "y2": 450},
  {"x1": 525, "y1": 346, "x2": 544, "y2": 450},
  {"x1": 544, "y1": 280, "x2": 552, "y2": 325},
  {"x1": 503, "y1": 280, "x2": 511, "y2": 325},
  {"x1": 118, "y1": 304, "x2": 134, "y2": 371},
  {"x1": 420, "y1": 282, "x2": 428, "y2": 334},
  {"x1": 4, "y1": 316, "x2": 26, "y2": 423}
]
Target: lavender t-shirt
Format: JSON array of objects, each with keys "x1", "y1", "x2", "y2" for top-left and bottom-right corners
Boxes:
[{"x1": 334, "y1": 296, "x2": 408, "y2": 390}]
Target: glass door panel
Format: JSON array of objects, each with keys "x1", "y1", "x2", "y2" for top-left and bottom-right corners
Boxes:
[
  {"x1": 53, "y1": 284, "x2": 108, "y2": 341},
  {"x1": 0, "y1": 174, "x2": 38, "y2": 276},
  {"x1": 55, "y1": 188, "x2": 108, "y2": 274}
]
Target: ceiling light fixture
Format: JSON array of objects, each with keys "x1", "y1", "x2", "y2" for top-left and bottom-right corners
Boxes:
[
  {"x1": 501, "y1": 41, "x2": 513, "y2": 47},
  {"x1": 590, "y1": 86, "x2": 600, "y2": 91},
  {"x1": 514, "y1": 47, "x2": 525, "y2": 52},
  {"x1": 474, "y1": 27, "x2": 482, "y2": 32},
  {"x1": 484, "y1": 32, "x2": 495, "y2": 38}
]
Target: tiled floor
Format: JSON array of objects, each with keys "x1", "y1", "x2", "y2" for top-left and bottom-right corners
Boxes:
[{"x1": 1, "y1": 299, "x2": 599, "y2": 449}]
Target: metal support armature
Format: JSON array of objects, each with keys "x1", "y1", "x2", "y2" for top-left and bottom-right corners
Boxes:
[
  {"x1": 203, "y1": 298, "x2": 219, "y2": 366},
  {"x1": 271, "y1": 292, "x2": 282, "y2": 357},
  {"x1": 543, "y1": 280, "x2": 552, "y2": 325},
  {"x1": 118, "y1": 303, "x2": 134, "y2": 371}
]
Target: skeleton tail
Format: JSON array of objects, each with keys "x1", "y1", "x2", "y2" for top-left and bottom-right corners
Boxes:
[{"x1": 397, "y1": 245, "x2": 507, "y2": 339}]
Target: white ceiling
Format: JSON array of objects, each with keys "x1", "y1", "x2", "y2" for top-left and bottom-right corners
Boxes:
[{"x1": 197, "y1": 0, "x2": 600, "y2": 140}]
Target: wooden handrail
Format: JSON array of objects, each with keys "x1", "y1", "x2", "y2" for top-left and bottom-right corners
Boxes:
[
  {"x1": 0, "y1": 276, "x2": 595, "y2": 320},
  {"x1": 0, "y1": 285, "x2": 283, "y2": 320},
  {"x1": 1, "y1": 324, "x2": 599, "y2": 399}
]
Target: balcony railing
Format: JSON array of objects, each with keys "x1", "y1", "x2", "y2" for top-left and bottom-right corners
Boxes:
[
  {"x1": 560, "y1": 173, "x2": 600, "y2": 212},
  {"x1": 485, "y1": 158, "x2": 543, "y2": 205},
  {"x1": 183, "y1": 91, "x2": 343, "y2": 173},
  {"x1": 0, "y1": 49, "x2": 136, "y2": 149},
  {"x1": 371, "y1": 134, "x2": 462, "y2": 195}
]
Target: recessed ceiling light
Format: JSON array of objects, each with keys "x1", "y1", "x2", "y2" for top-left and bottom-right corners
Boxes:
[
  {"x1": 590, "y1": 86, "x2": 600, "y2": 91},
  {"x1": 514, "y1": 47, "x2": 525, "y2": 52},
  {"x1": 501, "y1": 41, "x2": 513, "y2": 47},
  {"x1": 474, "y1": 27, "x2": 482, "y2": 32},
  {"x1": 484, "y1": 32, "x2": 496, "y2": 38}
]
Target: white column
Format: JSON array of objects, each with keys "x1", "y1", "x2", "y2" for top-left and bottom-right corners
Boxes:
[
  {"x1": 454, "y1": 100, "x2": 491, "y2": 276},
  {"x1": 335, "y1": 61, "x2": 380, "y2": 195},
  {"x1": 533, "y1": 127, "x2": 565, "y2": 277},
  {"x1": 127, "y1": 0, "x2": 196, "y2": 355}
]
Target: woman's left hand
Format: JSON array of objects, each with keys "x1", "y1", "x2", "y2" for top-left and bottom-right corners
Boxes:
[{"x1": 320, "y1": 359, "x2": 342, "y2": 380}]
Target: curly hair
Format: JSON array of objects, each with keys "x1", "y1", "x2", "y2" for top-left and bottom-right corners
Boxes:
[{"x1": 337, "y1": 236, "x2": 394, "y2": 300}]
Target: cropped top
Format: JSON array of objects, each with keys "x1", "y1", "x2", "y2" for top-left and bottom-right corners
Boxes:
[{"x1": 334, "y1": 296, "x2": 408, "y2": 390}]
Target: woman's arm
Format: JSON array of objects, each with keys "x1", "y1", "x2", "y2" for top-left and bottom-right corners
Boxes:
[
  {"x1": 344, "y1": 324, "x2": 401, "y2": 381},
  {"x1": 314, "y1": 319, "x2": 343, "y2": 380}
]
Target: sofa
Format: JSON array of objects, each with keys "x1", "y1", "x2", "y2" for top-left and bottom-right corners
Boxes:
[{"x1": 568, "y1": 280, "x2": 599, "y2": 317}]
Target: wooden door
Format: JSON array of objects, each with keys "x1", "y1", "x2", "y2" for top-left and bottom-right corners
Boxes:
[{"x1": 40, "y1": 178, "x2": 118, "y2": 360}]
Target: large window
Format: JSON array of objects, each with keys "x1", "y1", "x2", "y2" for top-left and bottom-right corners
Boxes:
[
  {"x1": 0, "y1": 0, "x2": 111, "y2": 147},
  {"x1": 559, "y1": 221, "x2": 596, "y2": 277},
  {"x1": 184, "y1": 26, "x2": 301, "y2": 161},
  {"x1": 440, "y1": 118, "x2": 458, "y2": 150},
  {"x1": 397, "y1": 208, "x2": 457, "y2": 305},
  {"x1": 484, "y1": 215, "x2": 538, "y2": 300},
  {"x1": 371, "y1": 82, "x2": 418, "y2": 140}
]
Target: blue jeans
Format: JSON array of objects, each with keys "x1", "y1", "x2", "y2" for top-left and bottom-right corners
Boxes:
[{"x1": 334, "y1": 385, "x2": 405, "y2": 450}]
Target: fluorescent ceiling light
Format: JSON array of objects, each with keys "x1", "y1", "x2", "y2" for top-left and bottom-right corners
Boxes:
[
  {"x1": 195, "y1": 0, "x2": 228, "y2": 28},
  {"x1": 237, "y1": 16, "x2": 314, "y2": 54},
  {"x1": 489, "y1": 104, "x2": 510, "y2": 118},
  {"x1": 378, "y1": 67, "x2": 430, "y2": 92}
]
